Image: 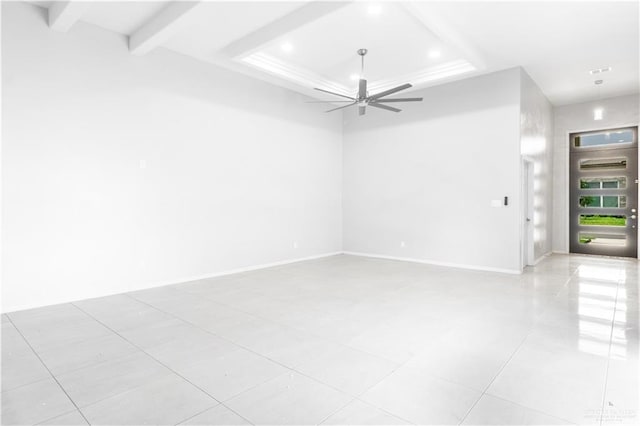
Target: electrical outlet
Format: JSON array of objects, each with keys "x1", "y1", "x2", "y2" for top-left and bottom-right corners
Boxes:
[{"x1": 139, "y1": 160, "x2": 147, "y2": 169}]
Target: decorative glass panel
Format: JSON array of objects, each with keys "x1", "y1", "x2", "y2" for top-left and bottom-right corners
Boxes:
[
  {"x1": 580, "y1": 158, "x2": 627, "y2": 171},
  {"x1": 580, "y1": 196, "x2": 627, "y2": 208},
  {"x1": 579, "y1": 215, "x2": 626, "y2": 226},
  {"x1": 574, "y1": 130, "x2": 634, "y2": 147},
  {"x1": 580, "y1": 177, "x2": 627, "y2": 189},
  {"x1": 579, "y1": 233, "x2": 626, "y2": 247},
  {"x1": 603, "y1": 196, "x2": 618, "y2": 208},
  {"x1": 580, "y1": 196, "x2": 601, "y2": 207}
]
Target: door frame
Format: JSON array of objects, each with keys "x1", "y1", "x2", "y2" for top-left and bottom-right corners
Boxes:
[
  {"x1": 564, "y1": 124, "x2": 640, "y2": 258},
  {"x1": 521, "y1": 156, "x2": 535, "y2": 268}
]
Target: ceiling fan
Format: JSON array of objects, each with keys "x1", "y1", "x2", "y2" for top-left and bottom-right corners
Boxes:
[{"x1": 309, "y1": 49, "x2": 423, "y2": 116}]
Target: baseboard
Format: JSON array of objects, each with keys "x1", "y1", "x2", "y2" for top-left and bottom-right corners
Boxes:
[
  {"x1": 1, "y1": 251, "x2": 343, "y2": 314},
  {"x1": 150, "y1": 251, "x2": 344, "y2": 286},
  {"x1": 532, "y1": 252, "x2": 552, "y2": 265},
  {"x1": 342, "y1": 251, "x2": 522, "y2": 275}
]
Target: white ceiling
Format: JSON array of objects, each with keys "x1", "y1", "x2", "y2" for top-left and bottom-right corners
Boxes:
[{"x1": 29, "y1": 1, "x2": 639, "y2": 105}]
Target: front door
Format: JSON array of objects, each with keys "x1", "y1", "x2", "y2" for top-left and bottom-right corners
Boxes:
[{"x1": 569, "y1": 127, "x2": 638, "y2": 258}]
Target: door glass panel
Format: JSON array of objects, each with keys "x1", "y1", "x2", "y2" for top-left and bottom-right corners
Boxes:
[
  {"x1": 580, "y1": 158, "x2": 627, "y2": 170},
  {"x1": 579, "y1": 196, "x2": 627, "y2": 208},
  {"x1": 579, "y1": 233, "x2": 626, "y2": 247},
  {"x1": 579, "y1": 215, "x2": 626, "y2": 226},
  {"x1": 580, "y1": 177, "x2": 627, "y2": 189},
  {"x1": 574, "y1": 130, "x2": 635, "y2": 147},
  {"x1": 603, "y1": 196, "x2": 624, "y2": 208},
  {"x1": 579, "y1": 196, "x2": 601, "y2": 207}
]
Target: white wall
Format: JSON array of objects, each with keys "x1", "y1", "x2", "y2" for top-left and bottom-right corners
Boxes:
[
  {"x1": 520, "y1": 70, "x2": 554, "y2": 262},
  {"x1": 342, "y1": 69, "x2": 524, "y2": 273},
  {"x1": 552, "y1": 94, "x2": 639, "y2": 253},
  {"x1": 1, "y1": 3, "x2": 343, "y2": 312}
]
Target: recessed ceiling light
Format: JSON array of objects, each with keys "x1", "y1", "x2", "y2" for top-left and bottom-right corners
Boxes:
[
  {"x1": 590, "y1": 66, "x2": 612, "y2": 75},
  {"x1": 281, "y1": 42, "x2": 293, "y2": 53},
  {"x1": 428, "y1": 50, "x2": 441, "y2": 59},
  {"x1": 367, "y1": 4, "x2": 382, "y2": 15},
  {"x1": 593, "y1": 108, "x2": 604, "y2": 121}
]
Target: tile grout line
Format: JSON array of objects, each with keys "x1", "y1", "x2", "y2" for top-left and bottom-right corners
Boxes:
[
  {"x1": 457, "y1": 328, "x2": 532, "y2": 425},
  {"x1": 171, "y1": 403, "x2": 254, "y2": 426},
  {"x1": 455, "y1": 266, "x2": 582, "y2": 425},
  {"x1": 143, "y1": 283, "x2": 427, "y2": 426},
  {"x1": 172, "y1": 276, "x2": 414, "y2": 366},
  {"x1": 316, "y1": 357, "x2": 416, "y2": 426},
  {"x1": 131, "y1": 264, "x2": 582, "y2": 426},
  {"x1": 6, "y1": 256, "x2": 620, "y2": 425},
  {"x1": 123, "y1": 293, "x2": 405, "y2": 422},
  {"x1": 124, "y1": 293, "x2": 351, "y2": 393},
  {"x1": 70, "y1": 302, "x2": 251, "y2": 426},
  {"x1": 5, "y1": 315, "x2": 92, "y2": 426},
  {"x1": 598, "y1": 277, "x2": 621, "y2": 426},
  {"x1": 457, "y1": 264, "x2": 586, "y2": 426}
]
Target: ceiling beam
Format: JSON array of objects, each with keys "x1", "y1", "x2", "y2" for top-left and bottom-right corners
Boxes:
[
  {"x1": 222, "y1": 2, "x2": 348, "y2": 59},
  {"x1": 48, "y1": 1, "x2": 88, "y2": 32},
  {"x1": 129, "y1": 1, "x2": 200, "y2": 56}
]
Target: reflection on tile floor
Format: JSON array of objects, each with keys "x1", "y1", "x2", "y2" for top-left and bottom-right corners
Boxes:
[{"x1": 1, "y1": 254, "x2": 638, "y2": 425}]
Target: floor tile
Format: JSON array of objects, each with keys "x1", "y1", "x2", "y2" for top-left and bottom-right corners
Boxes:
[
  {"x1": 486, "y1": 332, "x2": 608, "y2": 424},
  {"x1": 1, "y1": 322, "x2": 51, "y2": 391},
  {"x1": 213, "y1": 317, "x2": 315, "y2": 356},
  {"x1": 171, "y1": 301, "x2": 258, "y2": 335},
  {"x1": 74, "y1": 294, "x2": 174, "y2": 332},
  {"x1": 117, "y1": 317, "x2": 214, "y2": 350},
  {"x1": 55, "y1": 352, "x2": 171, "y2": 407},
  {"x1": 146, "y1": 332, "x2": 240, "y2": 369},
  {"x1": 226, "y1": 372, "x2": 352, "y2": 425},
  {"x1": 321, "y1": 399, "x2": 410, "y2": 425},
  {"x1": 11, "y1": 315, "x2": 112, "y2": 352},
  {"x1": 403, "y1": 325, "x2": 524, "y2": 392},
  {"x1": 360, "y1": 366, "x2": 482, "y2": 424},
  {"x1": 171, "y1": 347, "x2": 289, "y2": 401},
  {"x1": 81, "y1": 373, "x2": 217, "y2": 425},
  {"x1": 1, "y1": 378, "x2": 76, "y2": 425},
  {"x1": 462, "y1": 394, "x2": 573, "y2": 425},
  {"x1": 602, "y1": 357, "x2": 639, "y2": 424},
  {"x1": 38, "y1": 410, "x2": 89, "y2": 425},
  {"x1": 37, "y1": 333, "x2": 138, "y2": 375},
  {"x1": 179, "y1": 404, "x2": 251, "y2": 425},
  {"x1": 293, "y1": 344, "x2": 399, "y2": 396},
  {"x1": 8, "y1": 303, "x2": 86, "y2": 325}
]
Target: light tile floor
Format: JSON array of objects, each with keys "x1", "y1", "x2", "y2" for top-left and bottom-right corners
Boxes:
[{"x1": 1, "y1": 254, "x2": 638, "y2": 425}]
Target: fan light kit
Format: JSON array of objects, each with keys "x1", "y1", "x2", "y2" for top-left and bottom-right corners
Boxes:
[{"x1": 308, "y1": 49, "x2": 423, "y2": 116}]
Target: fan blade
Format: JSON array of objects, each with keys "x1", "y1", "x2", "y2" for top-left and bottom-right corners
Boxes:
[
  {"x1": 304, "y1": 100, "x2": 354, "y2": 103},
  {"x1": 369, "y1": 83, "x2": 412, "y2": 100},
  {"x1": 314, "y1": 87, "x2": 355, "y2": 101},
  {"x1": 375, "y1": 97, "x2": 423, "y2": 103},
  {"x1": 358, "y1": 79, "x2": 367, "y2": 99},
  {"x1": 369, "y1": 103, "x2": 401, "y2": 113},
  {"x1": 358, "y1": 105, "x2": 366, "y2": 116},
  {"x1": 325, "y1": 102, "x2": 356, "y2": 113}
]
